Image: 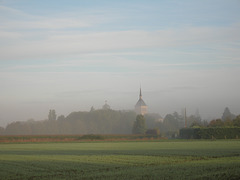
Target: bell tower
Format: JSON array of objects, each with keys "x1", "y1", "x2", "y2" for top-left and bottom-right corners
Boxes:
[{"x1": 135, "y1": 87, "x2": 147, "y2": 115}]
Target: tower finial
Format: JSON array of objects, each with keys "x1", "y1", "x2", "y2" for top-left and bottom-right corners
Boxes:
[{"x1": 139, "y1": 86, "x2": 142, "y2": 99}]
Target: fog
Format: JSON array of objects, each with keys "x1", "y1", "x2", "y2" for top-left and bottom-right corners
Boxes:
[
  {"x1": 1, "y1": 1, "x2": 240, "y2": 127},
  {"x1": 1, "y1": 68, "x2": 239, "y2": 127}
]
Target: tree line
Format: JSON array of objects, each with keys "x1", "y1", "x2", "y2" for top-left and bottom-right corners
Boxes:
[
  {"x1": 1, "y1": 109, "x2": 136, "y2": 135},
  {"x1": 0, "y1": 107, "x2": 239, "y2": 136},
  {"x1": 132, "y1": 107, "x2": 240, "y2": 137}
]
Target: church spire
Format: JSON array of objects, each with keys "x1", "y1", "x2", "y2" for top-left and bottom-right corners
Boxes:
[
  {"x1": 135, "y1": 86, "x2": 147, "y2": 115},
  {"x1": 139, "y1": 86, "x2": 142, "y2": 99}
]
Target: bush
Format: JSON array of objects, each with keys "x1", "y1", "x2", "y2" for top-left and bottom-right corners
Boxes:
[
  {"x1": 180, "y1": 127, "x2": 240, "y2": 139},
  {"x1": 179, "y1": 128, "x2": 199, "y2": 139},
  {"x1": 78, "y1": 134, "x2": 105, "y2": 140}
]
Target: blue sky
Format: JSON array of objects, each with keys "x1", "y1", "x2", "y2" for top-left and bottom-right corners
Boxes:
[{"x1": 0, "y1": 0, "x2": 240, "y2": 126}]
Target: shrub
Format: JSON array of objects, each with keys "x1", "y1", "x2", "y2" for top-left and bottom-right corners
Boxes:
[{"x1": 78, "y1": 134, "x2": 105, "y2": 140}]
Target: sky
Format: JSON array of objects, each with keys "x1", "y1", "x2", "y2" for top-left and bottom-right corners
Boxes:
[{"x1": 0, "y1": 0, "x2": 240, "y2": 126}]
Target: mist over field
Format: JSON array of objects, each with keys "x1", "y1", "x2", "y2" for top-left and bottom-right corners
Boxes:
[{"x1": 0, "y1": 0, "x2": 240, "y2": 127}]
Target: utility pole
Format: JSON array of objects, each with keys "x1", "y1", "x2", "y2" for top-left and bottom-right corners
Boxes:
[{"x1": 184, "y1": 108, "x2": 187, "y2": 128}]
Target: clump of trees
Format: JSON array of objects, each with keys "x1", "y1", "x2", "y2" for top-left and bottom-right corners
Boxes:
[
  {"x1": 180, "y1": 107, "x2": 240, "y2": 139},
  {"x1": 48, "y1": 109, "x2": 57, "y2": 121},
  {"x1": 132, "y1": 114, "x2": 161, "y2": 136},
  {"x1": 208, "y1": 115, "x2": 240, "y2": 128},
  {"x1": 2, "y1": 109, "x2": 136, "y2": 135},
  {"x1": 208, "y1": 107, "x2": 239, "y2": 127},
  {"x1": 144, "y1": 107, "x2": 240, "y2": 138},
  {"x1": 1, "y1": 106, "x2": 239, "y2": 138}
]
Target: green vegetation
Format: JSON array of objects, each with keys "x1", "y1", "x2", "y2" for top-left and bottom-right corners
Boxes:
[
  {"x1": 2, "y1": 110, "x2": 136, "y2": 135},
  {"x1": 180, "y1": 127, "x2": 240, "y2": 139},
  {"x1": 0, "y1": 140, "x2": 240, "y2": 179},
  {"x1": 0, "y1": 134, "x2": 164, "y2": 143},
  {"x1": 1, "y1": 107, "x2": 240, "y2": 138}
]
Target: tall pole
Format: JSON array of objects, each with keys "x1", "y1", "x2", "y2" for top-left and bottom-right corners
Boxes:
[{"x1": 184, "y1": 108, "x2": 187, "y2": 128}]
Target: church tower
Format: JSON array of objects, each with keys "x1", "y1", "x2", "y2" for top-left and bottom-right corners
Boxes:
[{"x1": 135, "y1": 87, "x2": 147, "y2": 115}]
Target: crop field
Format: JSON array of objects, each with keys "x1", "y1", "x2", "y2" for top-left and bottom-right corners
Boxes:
[{"x1": 0, "y1": 140, "x2": 240, "y2": 179}]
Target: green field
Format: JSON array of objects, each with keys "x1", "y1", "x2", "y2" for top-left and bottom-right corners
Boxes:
[{"x1": 0, "y1": 140, "x2": 240, "y2": 179}]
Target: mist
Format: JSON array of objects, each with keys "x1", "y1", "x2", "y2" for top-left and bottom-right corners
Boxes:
[
  {"x1": 1, "y1": 1, "x2": 240, "y2": 128},
  {"x1": 1, "y1": 67, "x2": 239, "y2": 127}
]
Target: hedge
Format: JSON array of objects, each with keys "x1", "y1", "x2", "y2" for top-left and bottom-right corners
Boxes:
[{"x1": 179, "y1": 127, "x2": 240, "y2": 139}]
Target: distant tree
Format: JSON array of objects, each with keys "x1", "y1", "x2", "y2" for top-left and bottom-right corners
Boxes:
[
  {"x1": 45, "y1": 119, "x2": 59, "y2": 134},
  {"x1": 144, "y1": 113, "x2": 162, "y2": 129},
  {"x1": 172, "y1": 112, "x2": 184, "y2": 128},
  {"x1": 222, "y1": 107, "x2": 235, "y2": 121},
  {"x1": 0, "y1": 126, "x2": 4, "y2": 135},
  {"x1": 195, "y1": 109, "x2": 201, "y2": 119},
  {"x1": 30, "y1": 120, "x2": 45, "y2": 135},
  {"x1": 208, "y1": 119, "x2": 224, "y2": 127},
  {"x1": 48, "y1": 109, "x2": 57, "y2": 121},
  {"x1": 132, "y1": 115, "x2": 146, "y2": 134},
  {"x1": 163, "y1": 114, "x2": 179, "y2": 132},
  {"x1": 57, "y1": 115, "x2": 65, "y2": 121},
  {"x1": 5, "y1": 121, "x2": 32, "y2": 135},
  {"x1": 233, "y1": 115, "x2": 240, "y2": 127},
  {"x1": 202, "y1": 120, "x2": 209, "y2": 127},
  {"x1": 3, "y1": 109, "x2": 137, "y2": 135},
  {"x1": 188, "y1": 115, "x2": 202, "y2": 128},
  {"x1": 90, "y1": 106, "x2": 95, "y2": 112}
]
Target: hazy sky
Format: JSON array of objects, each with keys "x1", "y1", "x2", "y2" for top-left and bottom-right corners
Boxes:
[{"x1": 1, "y1": 0, "x2": 240, "y2": 126}]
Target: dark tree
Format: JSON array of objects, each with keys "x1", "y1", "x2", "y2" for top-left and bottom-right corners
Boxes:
[
  {"x1": 163, "y1": 114, "x2": 179, "y2": 132},
  {"x1": 233, "y1": 115, "x2": 240, "y2": 127},
  {"x1": 48, "y1": 109, "x2": 57, "y2": 121},
  {"x1": 132, "y1": 115, "x2": 146, "y2": 134},
  {"x1": 57, "y1": 115, "x2": 65, "y2": 121},
  {"x1": 222, "y1": 107, "x2": 235, "y2": 121},
  {"x1": 173, "y1": 111, "x2": 184, "y2": 128},
  {"x1": 90, "y1": 106, "x2": 95, "y2": 112}
]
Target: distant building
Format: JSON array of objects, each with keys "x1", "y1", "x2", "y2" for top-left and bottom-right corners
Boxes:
[
  {"x1": 135, "y1": 88, "x2": 147, "y2": 115},
  {"x1": 102, "y1": 100, "x2": 111, "y2": 110}
]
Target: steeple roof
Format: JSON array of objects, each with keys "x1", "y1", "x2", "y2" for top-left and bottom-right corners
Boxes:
[
  {"x1": 135, "y1": 87, "x2": 147, "y2": 107},
  {"x1": 135, "y1": 98, "x2": 147, "y2": 107}
]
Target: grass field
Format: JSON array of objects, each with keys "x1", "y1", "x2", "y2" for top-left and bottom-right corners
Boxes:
[{"x1": 0, "y1": 140, "x2": 240, "y2": 179}]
